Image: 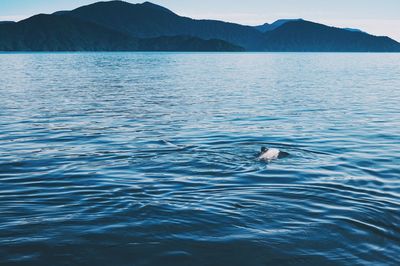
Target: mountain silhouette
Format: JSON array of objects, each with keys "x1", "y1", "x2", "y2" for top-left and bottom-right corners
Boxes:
[
  {"x1": 54, "y1": 1, "x2": 267, "y2": 50},
  {"x1": 343, "y1": 28, "x2": 365, "y2": 33},
  {"x1": 263, "y1": 20, "x2": 400, "y2": 52},
  {"x1": 0, "y1": 14, "x2": 138, "y2": 51},
  {"x1": 254, "y1": 23, "x2": 270, "y2": 33},
  {"x1": 255, "y1": 19, "x2": 303, "y2": 32},
  {"x1": 1, "y1": 1, "x2": 399, "y2": 52},
  {"x1": 138, "y1": 36, "x2": 244, "y2": 51},
  {"x1": 0, "y1": 21, "x2": 15, "y2": 25},
  {"x1": 0, "y1": 13, "x2": 242, "y2": 51}
]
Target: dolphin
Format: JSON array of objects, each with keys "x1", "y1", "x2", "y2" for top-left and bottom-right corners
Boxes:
[{"x1": 259, "y1": 147, "x2": 289, "y2": 161}]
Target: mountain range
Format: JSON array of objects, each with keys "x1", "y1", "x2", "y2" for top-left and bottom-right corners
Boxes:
[
  {"x1": 255, "y1": 19, "x2": 303, "y2": 33},
  {"x1": 0, "y1": 1, "x2": 399, "y2": 52}
]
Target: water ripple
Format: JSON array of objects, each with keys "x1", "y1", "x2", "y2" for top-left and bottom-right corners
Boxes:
[{"x1": 0, "y1": 53, "x2": 399, "y2": 265}]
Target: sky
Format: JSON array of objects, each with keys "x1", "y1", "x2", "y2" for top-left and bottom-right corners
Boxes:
[{"x1": 0, "y1": 0, "x2": 399, "y2": 41}]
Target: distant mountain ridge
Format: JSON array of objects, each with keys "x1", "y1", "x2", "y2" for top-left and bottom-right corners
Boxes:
[
  {"x1": 0, "y1": 10, "x2": 243, "y2": 51},
  {"x1": 255, "y1": 19, "x2": 303, "y2": 32},
  {"x1": 343, "y1": 28, "x2": 365, "y2": 33},
  {"x1": 0, "y1": 1, "x2": 399, "y2": 52},
  {"x1": 263, "y1": 20, "x2": 400, "y2": 52},
  {"x1": 54, "y1": 1, "x2": 266, "y2": 50},
  {"x1": 0, "y1": 14, "x2": 138, "y2": 51},
  {"x1": 0, "y1": 21, "x2": 15, "y2": 25}
]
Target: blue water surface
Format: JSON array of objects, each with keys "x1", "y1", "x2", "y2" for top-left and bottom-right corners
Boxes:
[{"x1": 0, "y1": 53, "x2": 399, "y2": 265}]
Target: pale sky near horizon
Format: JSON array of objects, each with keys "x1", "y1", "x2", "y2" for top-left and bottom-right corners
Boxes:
[{"x1": 1, "y1": 0, "x2": 399, "y2": 41}]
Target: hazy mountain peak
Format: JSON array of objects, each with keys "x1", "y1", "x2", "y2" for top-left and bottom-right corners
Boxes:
[
  {"x1": 343, "y1": 27, "x2": 365, "y2": 33},
  {"x1": 66, "y1": 1, "x2": 177, "y2": 14},
  {"x1": 53, "y1": 0, "x2": 174, "y2": 17},
  {"x1": 254, "y1": 18, "x2": 303, "y2": 32},
  {"x1": 253, "y1": 23, "x2": 270, "y2": 32},
  {"x1": 140, "y1": 1, "x2": 176, "y2": 14}
]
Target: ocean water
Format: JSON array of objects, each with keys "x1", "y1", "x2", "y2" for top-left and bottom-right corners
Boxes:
[{"x1": 0, "y1": 53, "x2": 399, "y2": 266}]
